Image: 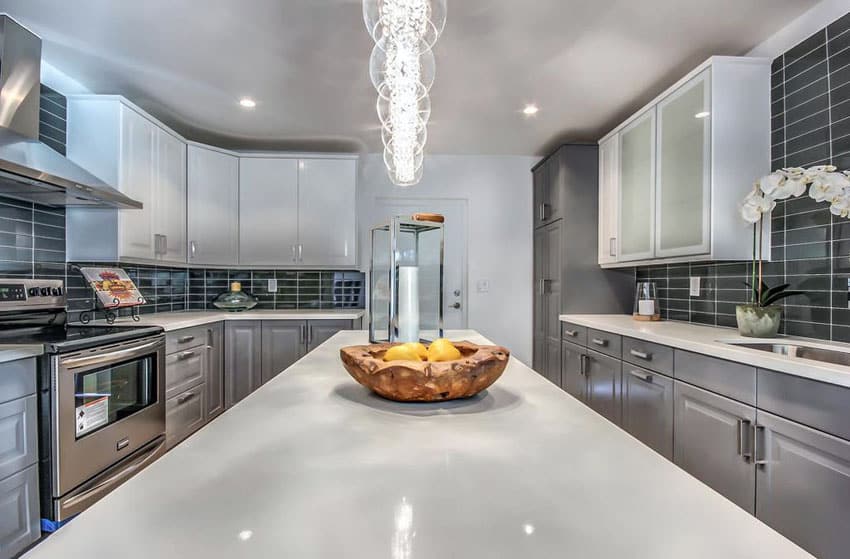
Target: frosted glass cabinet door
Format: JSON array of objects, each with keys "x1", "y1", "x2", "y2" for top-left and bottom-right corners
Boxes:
[
  {"x1": 618, "y1": 109, "x2": 656, "y2": 261},
  {"x1": 656, "y1": 69, "x2": 711, "y2": 257},
  {"x1": 598, "y1": 135, "x2": 619, "y2": 264}
]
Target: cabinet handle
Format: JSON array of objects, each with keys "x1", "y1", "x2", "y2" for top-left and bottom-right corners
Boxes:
[
  {"x1": 162, "y1": 234, "x2": 167, "y2": 256},
  {"x1": 737, "y1": 419, "x2": 753, "y2": 462},
  {"x1": 538, "y1": 204, "x2": 544, "y2": 221},
  {"x1": 307, "y1": 325, "x2": 313, "y2": 345},
  {"x1": 579, "y1": 354, "x2": 587, "y2": 376},
  {"x1": 752, "y1": 424, "x2": 768, "y2": 467},
  {"x1": 629, "y1": 349, "x2": 651, "y2": 360},
  {"x1": 177, "y1": 392, "x2": 196, "y2": 405},
  {"x1": 609, "y1": 237, "x2": 616, "y2": 257},
  {"x1": 300, "y1": 324, "x2": 306, "y2": 344},
  {"x1": 298, "y1": 244, "x2": 303, "y2": 262},
  {"x1": 177, "y1": 350, "x2": 195, "y2": 360},
  {"x1": 189, "y1": 241, "x2": 197, "y2": 260},
  {"x1": 627, "y1": 369, "x2": 652, "y2": 382},
  {"x1": 291, "y1": 245, "x2": 297, "y2": 262},
  {"x1": 564, "y1": 329, "x2": 577, "y2": 338},
  {"x1": 591, "y1": 338, "x2": 608, "y2": 347},
  {"x1": 177, "y1": 335, "x2": 195, "y2": 344}
]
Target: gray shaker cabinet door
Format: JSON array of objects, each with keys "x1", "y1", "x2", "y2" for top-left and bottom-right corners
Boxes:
[
  {"x1": 543, "y1": 220, "x2": 562, "y2": 386},
  {"x1": 307, "y1": 320, "x2": 353, "y2": 352},
  {"x1": 206, "y1": 322, "x2": 225, "y2": 420},
  {"x1": 621, "y1": 366, "x2": 673, "y2": 459},
  {"x1": 560, "y1": 340, "x2": 586, "y2": 400},
  {"x1": 224, "y1": 321, "x2": 263, "y2": 408},
  {"x1": 0, "y1": 464, "x2": 39, "y2": 558},
  {"x1": 261, "y1": 321, "x2": 306, "y2": 384},
  {"x1": 532, "y1": 227, "x2": 546, "y2": 374},
  {"x1": 584, "y1": 349, "x2": 621, "y2": 425},
  {"x1": 673, "y1": 381, "x2": 756, "y2": 513},
  {"x1": 755, "y1": 410, "x2": 850, "y2": 559},
  {"x1": 0, "y1": 396, "x2": 37, "y2": 482}
]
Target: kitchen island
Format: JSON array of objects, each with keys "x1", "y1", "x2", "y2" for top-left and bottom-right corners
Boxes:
[{"x1": 23, "y1": 330, "x2": 810, "y2": 558}]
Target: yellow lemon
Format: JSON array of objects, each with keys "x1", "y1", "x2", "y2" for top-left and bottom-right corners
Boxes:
[
  {"x1": 402, "y1": 342, "x2": 429, "y2": 360},
  {"x1": 427, "y1": 338, "x2": 462, "y2": 362},
  {"x1": 383, "y1": 344, "x2": 422, "y2": 362}
]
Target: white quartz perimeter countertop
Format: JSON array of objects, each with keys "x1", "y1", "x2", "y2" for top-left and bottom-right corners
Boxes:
[
  {"x1": 86, "y1": 309, "x2": 365, "y2": 331},
  {"x1": 0, "y1": 345, "x2": 42, "y2": 364},
  {"x1": 561, "y1": 314, "x2": 850, "y2": 388},
  {"x1": 23, "y1": 330, "x2": 809, "y2": 559}
]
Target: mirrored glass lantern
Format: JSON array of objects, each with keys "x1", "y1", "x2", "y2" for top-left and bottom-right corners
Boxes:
[{"x1": 370, "y1": 216, "x2": 444, "y2": 343}]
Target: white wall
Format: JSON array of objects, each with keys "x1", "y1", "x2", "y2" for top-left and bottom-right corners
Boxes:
[
  {"x1": 358, "y1": 154, "x2": 537, "y2": 364},
  {"x1": 748, "y1": 0, "x2": 849, "y2": 59}
]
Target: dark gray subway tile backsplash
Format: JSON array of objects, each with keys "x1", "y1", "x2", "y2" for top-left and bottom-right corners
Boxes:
[{"x1": 635, "y1": 10, "x2": 850, "y2": 342}]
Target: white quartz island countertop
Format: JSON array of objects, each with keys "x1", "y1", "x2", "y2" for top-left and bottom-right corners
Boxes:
[
  {"x1": 24, "y1": 331, "x2": 810, "y2": 559},
  {"x1": 561, "y1": 314, "x2": 850, "y2": 388},
  {"x1": 89, "y1": 308, "x2": 365, "y2": 331}
]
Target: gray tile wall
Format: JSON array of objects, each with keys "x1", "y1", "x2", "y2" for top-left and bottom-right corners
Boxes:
[{"x1": 636, "y1": 10, "x2": 850, "y2": 341}]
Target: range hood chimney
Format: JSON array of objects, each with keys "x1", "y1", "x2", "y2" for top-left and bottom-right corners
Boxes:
[{"x1": 0, "y1": 15, "x2": 142, "y2": 209}]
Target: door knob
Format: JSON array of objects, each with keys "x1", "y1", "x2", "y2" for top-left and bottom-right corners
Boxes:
[{"x1": 450, "y1": 302, "x2": 461, "y2": 309}]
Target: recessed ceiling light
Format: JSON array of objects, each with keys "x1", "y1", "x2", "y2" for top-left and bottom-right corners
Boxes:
[
  {"x1": 694, "y1": 111, "x2": 710, "y2": 119},
  {"x1": 239, "y1": 98, "x2": 257, "y2": 109},
  {"x1": 522, "y1": 104, "x2": 539, "y2": 116}
]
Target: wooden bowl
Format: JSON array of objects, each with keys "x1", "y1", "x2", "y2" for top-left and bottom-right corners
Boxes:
[{"x1": 340, "y1": 341, "x2": 510, "y2": 402}]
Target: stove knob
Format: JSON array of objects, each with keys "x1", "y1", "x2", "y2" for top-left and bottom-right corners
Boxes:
[
  {"x1": 28, "y1": 287, "x2": 39, "y2": 297},
  {"x1": 52, "y1": 287, "x2": 62, "y2": 296},
  {"x1": 40, "y1": 287, "x2": 50, "y2": 296}
]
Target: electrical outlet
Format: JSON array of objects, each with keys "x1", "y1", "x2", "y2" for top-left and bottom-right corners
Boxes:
[
  {"x1": 689, "y1": 276, "x2": 700, "y2": 297},
  {"x1": 268, "y1": 279, "x2": 278, "y2": 292},
  {"x1": 476, "y1": 280, "x2": 490, "y2": 293}
]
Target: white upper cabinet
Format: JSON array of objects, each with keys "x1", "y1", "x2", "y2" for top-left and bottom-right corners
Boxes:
[
  {"x1": 297, "y1": 158, "x2": 357, "y2": 267},
  {"x1": 618, "y1": 109, "x2": 656, "y2": 262},
  {"x1": 238, "y1": 158, "x2": 299, "y2": 265},
  {"x1": 598, "y1": 135, "x2": 619, "y2": 265},
  {"x1": 66, "y1": 97, "x2": 187, "y2": 264},
  {"x1": 598, "y1": 57, "x2": 771, "y2": 267},
  {"x1": 187, "y1": 145, "x2": 239, "y2": 266}
]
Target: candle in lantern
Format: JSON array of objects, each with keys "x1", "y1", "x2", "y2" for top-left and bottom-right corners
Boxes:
[{"x1": 397, "y1": 266, "x2": 420, "y2": 342}]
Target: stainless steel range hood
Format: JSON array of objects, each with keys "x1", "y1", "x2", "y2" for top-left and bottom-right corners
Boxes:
[{"x1": 0, "y1": 15, "x2": 141, "y2": 209}]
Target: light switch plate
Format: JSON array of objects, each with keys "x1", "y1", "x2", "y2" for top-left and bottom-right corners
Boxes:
[
  {"x1": 689, "y1": 276, "x2": 700, "y2": 297},
  {"x1": 476, "y1": 280, "x2": 490, "y2": 293},
  {"x1": 268, "y1": 279, "x2": 278, "y2": 292}
]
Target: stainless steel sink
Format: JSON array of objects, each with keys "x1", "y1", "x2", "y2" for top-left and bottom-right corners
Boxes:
[{"x1": 724, "y1": 341, "x2": 850, "y2": 367}]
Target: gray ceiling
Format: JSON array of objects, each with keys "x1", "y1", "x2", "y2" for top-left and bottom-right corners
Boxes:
[{"x1": 0, "y1": 0, "x2": 820, "y2": 155}]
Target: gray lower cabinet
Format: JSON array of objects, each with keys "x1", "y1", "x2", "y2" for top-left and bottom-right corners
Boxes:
[
  {"x1": 673, "y1": 381, "x2": 756, "y2": 513},
  {"x1": 560, "y1": 340, "x2": 586, "y2": 400},
  {"x1": 584, "y1": 349, "x2": 621, "y2": 425},
  {"x1": 0, "y1": 464, "x2": 39, "y2": 559},
  {"x1": 225, "y1": 320, "x2": 263, "y2": 407},
  {"x1": 308, "y1": 319, "x2": 355, "y2": 352},
  {"x1": 261, "y1": 321, "x2": 306, "y2": 384},
  {"x1": 205, "y1": 323, "x2": 225, "y2": 420},
  {"x1": 621, "y1": 365, "x2": 673, "y2": 459},
  {"x1": 755, "y1": 410, "x2": 850, "y2": 559},
  {"x1": 165, "y1": 384, "x2": 207, "y2": 448}
]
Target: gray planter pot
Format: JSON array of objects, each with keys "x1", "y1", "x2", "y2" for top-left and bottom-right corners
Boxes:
[{"x1": 735, "y1": 304, "x2": 782, "y2": 337}]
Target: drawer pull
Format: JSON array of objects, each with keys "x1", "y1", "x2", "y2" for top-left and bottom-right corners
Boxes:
[
  {"x1": 177, "y1": 335, "x2": 195, "y2": 344},
  {"x1": 177, "y1": 351, "x2": 195, "y2": 361},
  {"x1": 753, "y1": 424, "x2": 768, "y2": 467},
  {"x1": 737, "y1": 419, "x2": 752, "y2": 462},
  {"x1": 177, "y1": 392, "x2": 197, "y2": 405},
  {"x1": 564, "y1": 329, "x2": 578, "y2": 338},
  {"x1": 628, "y1": 369, "x2": 652, "y2": 382},
  {"x1": 629, "y1": 349, "x2": 651, "y2": 360},
  {"x1": 591, "y1": 338, "x2": 608, "y2": 347}
]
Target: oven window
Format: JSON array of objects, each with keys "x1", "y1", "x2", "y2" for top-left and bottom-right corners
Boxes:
[{"x1": 74, "y1": 355, "x2": 157, "y2": 439}]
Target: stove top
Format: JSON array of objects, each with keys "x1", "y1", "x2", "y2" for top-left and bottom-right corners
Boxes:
[{"x1": 0, "y1": 278, "x2": 162, "y2": 353}]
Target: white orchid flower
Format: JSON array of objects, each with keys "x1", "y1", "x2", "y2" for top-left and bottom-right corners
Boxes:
[
  {"x1": 781, "y1": 167, "x2": 806, "y2": 179},
  {"x1": 810, "y1": 172, "x2": 849, "y2": 202},
  {"x1": 758, "y1": 172, "x2": 786, "y2": 198},
  {"x1": 804, "y1": 165, "x2": 837, "y2": 182},
  {"x1": 830, "y1": 194, "x2": 850, "y2": 218},
  {"x1": 740, "y1": 188, "x2": 775, "y2": 223},
  {"x1": 760, "y1": 171, "x2": 803, "y2": 200}
]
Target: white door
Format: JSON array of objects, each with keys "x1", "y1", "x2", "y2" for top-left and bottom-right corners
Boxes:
[
  {"x1": 655, "y1": 69, "x2": 712, "y2": 258},
  {"x1": 598, "y1": 134, "x2": 620, "y2": 265},
  {"x1": 298, "y1": 158, "x2": 357, "y2": 267},
  {"x1": 118, "y1": 105, "x2": 156, "y2": 260},
  {"x1": 155, "y1": 129, "x2": 187, "y2": 263},
  {"x1": 187, "y1": 145, "x2": 239, "y2": 265},
  {"x1": 373, "y1": 198, "x2": 468, "y2": 330},
  {"x1": 238, "y1": 157, "x2": 299, "y2": 265}
]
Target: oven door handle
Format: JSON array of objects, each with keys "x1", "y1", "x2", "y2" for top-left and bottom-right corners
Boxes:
[
  {"x1": 59, "y1": 436, "x2": 166, "y2": 519},
  {"x1": 60, "y1": 339, "x2": 164, "y2": 370}
]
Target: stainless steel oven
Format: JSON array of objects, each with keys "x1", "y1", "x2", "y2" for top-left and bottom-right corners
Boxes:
[{"x1": 49, "y1": 334, "x2": 166, "y2": 520}]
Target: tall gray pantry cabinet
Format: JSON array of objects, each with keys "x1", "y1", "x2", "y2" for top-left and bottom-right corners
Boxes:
[{"x1": 531, "y1": 145, "x2": 632, "y2": 382}]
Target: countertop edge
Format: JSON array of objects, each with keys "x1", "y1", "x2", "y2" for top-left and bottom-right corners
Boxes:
[
  {"x1": 560, "y1": 314, "x2": 850, "y2": 389},
  {"x1": 84, "y1": 310, "x2": 366, "y2": 332},
  {"x1": 0, "y1": 345, "x2": 44, "y2": 363}
]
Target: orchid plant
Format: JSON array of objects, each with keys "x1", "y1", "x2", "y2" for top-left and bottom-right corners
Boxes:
[{"x1": 740, "y1": 165, "x2": 850, "y2": 307}]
